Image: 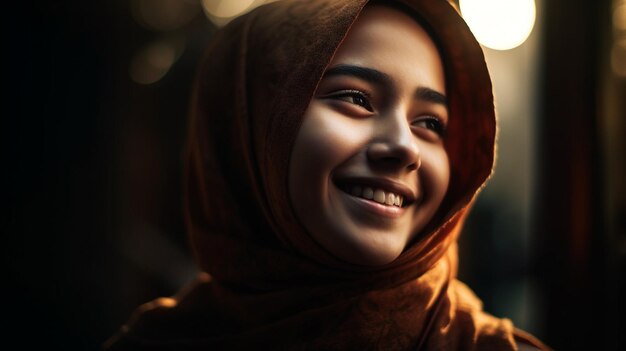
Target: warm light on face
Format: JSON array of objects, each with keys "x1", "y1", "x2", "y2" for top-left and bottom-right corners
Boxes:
[
  {"x1": 288, "y1": 6, "x2": 450, "y2": 266},
  {"x1": 460, "y1": 0, "x2": 536, "y2": 50}
]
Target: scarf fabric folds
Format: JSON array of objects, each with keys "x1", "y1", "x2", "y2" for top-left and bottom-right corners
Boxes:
[{"x1": 106, "y1": 0, "x2": 550, "y2": 349}]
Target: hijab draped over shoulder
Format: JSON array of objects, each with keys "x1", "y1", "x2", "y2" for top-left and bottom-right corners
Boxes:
[{"x1": 105, "y1": 0, "x2": 550, "y2": 349}]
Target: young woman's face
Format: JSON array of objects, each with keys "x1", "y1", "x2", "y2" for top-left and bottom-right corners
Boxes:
[{"x1": 288, "y1": 5, "x2": 450, "y2": 266}]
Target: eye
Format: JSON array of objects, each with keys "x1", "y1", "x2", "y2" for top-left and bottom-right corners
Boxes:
[
  {"x1": 412, "y1": 116, "x2": 446, "y2": 137},
  {"x1": 323, "y1": 90, "x2": 374, "y2": 112}
]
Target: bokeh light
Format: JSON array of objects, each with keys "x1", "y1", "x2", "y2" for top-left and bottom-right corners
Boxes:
[
  {"x1": 460, "y1": 0, "x2": 536, "y2": 51},
  {"x1": 131, "y1": 0, "x2": 200, "y2": 31},
  {"x1": 130, "y1": 38, "x2": 185, "y2": 85},
  {"x1": 201, "y1": 0, "x2": 256, "y2": 19},
  {"x1": 611, "y1": 38, "x2": 626, "y2": 77},
  {"x1": 614, "y1": 0, "x2": 626, "y2": 30}
]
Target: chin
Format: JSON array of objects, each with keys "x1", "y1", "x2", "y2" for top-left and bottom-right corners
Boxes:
[
  {"x1": 333, "y1": 228, "x2": 408, "y2": 266},
  {"x1": 356, "y1": 251, "x2": 403, "y2": 266},
  {"x1": 344, "y1": 248, "x2": 404, "y2": 267}
]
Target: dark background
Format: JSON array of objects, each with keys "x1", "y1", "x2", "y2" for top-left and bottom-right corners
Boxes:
[{"x1": 5, "y1": 0, "x2": 625, "y2": 349}]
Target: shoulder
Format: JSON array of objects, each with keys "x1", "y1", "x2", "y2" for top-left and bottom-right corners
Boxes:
[
  {"x1": 103, "y1": 274, "x2": 219, "y2": 350},
  {"x1": 450, "y1": 280, "x2": 551, "y2": 350}
]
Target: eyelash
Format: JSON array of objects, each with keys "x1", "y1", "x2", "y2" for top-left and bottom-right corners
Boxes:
[
  {"x1": 326, "y1": 90, "x2": 374, "y2": 112},
  {"x1": 413, "y1": 117, "x2": 447, "y2": 137},
  {"x1": 324, "y1": 89, "x2": 447, "y2": 137}
]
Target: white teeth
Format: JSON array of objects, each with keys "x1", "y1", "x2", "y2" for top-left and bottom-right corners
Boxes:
[
  {"x1": 363, "y1": 187, "x2": 374, "y2": 199},
  {"x1": 386, "y1": 193, "x2": 395, "y2": 205},
  {"x1": 344, "y1": 184, "x2": 404, "y2": 207},
  {"x1": 373, "y1": 189, "x2": 386, "y2": 204}
]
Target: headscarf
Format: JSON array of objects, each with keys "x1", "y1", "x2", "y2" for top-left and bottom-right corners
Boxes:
[{"x1": 105, "y1": 0, "x2": 550, "y2": 349}]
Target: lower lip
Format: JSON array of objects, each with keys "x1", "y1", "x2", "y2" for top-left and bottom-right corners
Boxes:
[{"x1": 341, "y1": 190, "x2": 406, "y2": 219}]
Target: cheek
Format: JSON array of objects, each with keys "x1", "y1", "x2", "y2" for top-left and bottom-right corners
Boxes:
[
  {"x1": 292, "y1": 105, "x2": 369, "y2": 178},
  {"x1": 420, "y1": 145, "x2": 450, "y2": 203},
  {"x1": 409, "y1": 145, "x2": 449, "y2": 236},
  {"x1": 288, "y1": 104, "x2": 369, "y2": 208}
]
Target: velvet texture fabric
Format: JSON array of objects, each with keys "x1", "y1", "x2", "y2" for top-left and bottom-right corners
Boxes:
[{"x1": 106, "y1": 0, "x2": 550, "y2": 349}]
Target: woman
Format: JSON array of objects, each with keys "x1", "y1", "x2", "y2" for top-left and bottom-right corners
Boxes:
[{"x1": 106, "y1": 0, "x2": 550, "y2": 349}]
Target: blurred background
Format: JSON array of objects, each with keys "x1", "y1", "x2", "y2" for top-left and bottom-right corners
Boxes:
[{"x1": 4, "y1": 0, "x2": 624, "y2": 349}]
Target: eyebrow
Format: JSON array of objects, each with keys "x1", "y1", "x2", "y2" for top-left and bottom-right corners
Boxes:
[
  {"x1": 415, "y1": 86, "x2": 447, "y2": 106},
  {"x1": 323, "y1": 64, "x2": 393, "y2": 88},
  {"x1": 323, "y1": 64, "x2": 448, "y2": 106}
]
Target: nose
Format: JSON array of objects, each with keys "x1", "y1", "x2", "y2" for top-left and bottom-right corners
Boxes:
[{"x1": 367, "y1": 111, "x2": 420, "y2": 172}]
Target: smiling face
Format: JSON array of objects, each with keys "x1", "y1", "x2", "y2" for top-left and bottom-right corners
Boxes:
[{"x1": 288, "y1": 5, "x2": 450, "y2": 266}]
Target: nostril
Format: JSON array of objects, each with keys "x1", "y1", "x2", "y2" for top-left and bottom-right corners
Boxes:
[
  {"x1": 380, "y1": 156, "x2": 401, "y2": 164},
  {"x1": 367, "y1": 142, "x2": 420, "y2": 171}
]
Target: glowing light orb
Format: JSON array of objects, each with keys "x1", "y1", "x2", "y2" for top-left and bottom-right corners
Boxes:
[
  {"x1": 614, "y1": 1, "x2": 626, "y2": 30},
  {"x1": 460, "y1": 0, "x2": 537, "y2": 51},
  {"x1": 201, "y1": 0, "x2": 256, "y2": 19}
]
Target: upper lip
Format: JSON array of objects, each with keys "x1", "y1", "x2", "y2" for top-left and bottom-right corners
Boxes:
[{"x1": 333, "y1": 175, "x2": 418, "y2": 205}]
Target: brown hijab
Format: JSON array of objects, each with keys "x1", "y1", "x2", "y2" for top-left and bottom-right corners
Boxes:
[{"x1": 106, "y1": 0, "x2": 550, "y2": 349}]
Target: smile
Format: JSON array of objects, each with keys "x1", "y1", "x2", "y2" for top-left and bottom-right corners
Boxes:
[
  {"x1": 345, "y1": 185, "x2": 404, "y2": 207},
  {"x1": 334, "y1": 176, "x2": 417, "y2": 211}
]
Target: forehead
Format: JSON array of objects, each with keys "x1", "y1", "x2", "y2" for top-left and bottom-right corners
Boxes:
[{"x1": 328, "y1": 5, "x2": 445, "y2": 92}]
